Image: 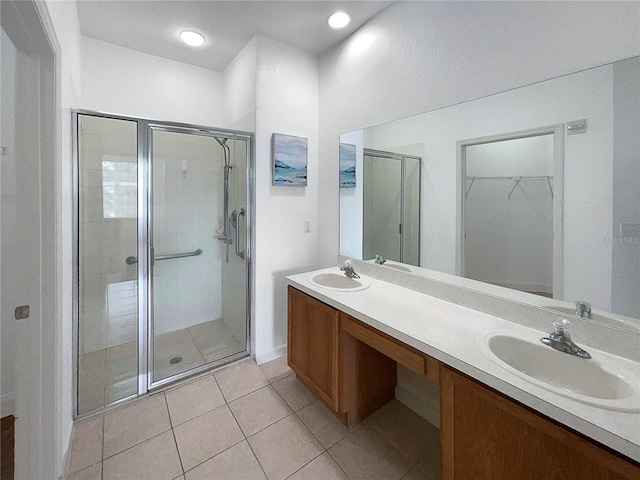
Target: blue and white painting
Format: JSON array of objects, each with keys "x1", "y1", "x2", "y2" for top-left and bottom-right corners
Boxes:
[
  {"x1": 339, "y1": 143, "x2": 356, "y2": 188},
  {"x1": 272, "y1": 133, "x2": 308, "y2": 187}
]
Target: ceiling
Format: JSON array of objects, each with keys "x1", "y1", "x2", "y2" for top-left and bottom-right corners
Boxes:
[{"x1": 76, "y1": 1, "x2": 394, "y2": 72}]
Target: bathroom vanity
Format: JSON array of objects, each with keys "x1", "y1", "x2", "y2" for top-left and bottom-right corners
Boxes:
[{"x1": 287, "y1": 269, "x2": 640, "y2": 479}]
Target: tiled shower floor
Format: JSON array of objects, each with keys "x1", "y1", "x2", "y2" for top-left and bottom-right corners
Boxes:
[
  {"x1": 78, "y1": 319, "x2": 244, "y2": 413},
  {"x1": 66, "y1": 356, "x2": 441, "y2": 480}
]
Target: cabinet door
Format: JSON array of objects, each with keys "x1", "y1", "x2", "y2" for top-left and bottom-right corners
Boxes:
[
  {"x1": 441, "y1": 366, "x2": 640, "y2": 480},
  {"x1": 287, "y1": 286, "x2": 339, "y2": 410}
]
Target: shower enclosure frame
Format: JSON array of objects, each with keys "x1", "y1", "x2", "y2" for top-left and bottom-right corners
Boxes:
[
  {"x1": 362, "y1": 148, "x2": 422, "y2": 264},
  {"x1": 72, "y1": 109, "x2": 255, "y2": 418}
]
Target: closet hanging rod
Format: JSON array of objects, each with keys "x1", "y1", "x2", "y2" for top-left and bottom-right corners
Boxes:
[
  {"x1": 465, "y1": 175, "x2": 553, "y2": 180},
  {"x1": 465, "y1": 175, "x2": 553, "y2": 198}
]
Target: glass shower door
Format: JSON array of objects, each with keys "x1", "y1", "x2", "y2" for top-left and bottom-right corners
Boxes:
[
  {"x1": 149, "y1": 128, "x2": 247, "y2": 383},
  {"x1": 77, "y1": 114, "x2": 139, "y2": 414},
  {"x1": 363, "y1": 153, "x2": 402, "y2": 262}
]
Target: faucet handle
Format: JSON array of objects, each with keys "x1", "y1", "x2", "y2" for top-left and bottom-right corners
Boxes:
[
  {"x1": 575, "y1": 300, "x2": 591, "y2": 312},
  {"x1": 553, "y1": 318, "x2": 571, "y2": 336}
]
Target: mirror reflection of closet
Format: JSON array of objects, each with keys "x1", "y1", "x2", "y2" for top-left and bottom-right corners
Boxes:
[{"x1": 461, "y1": 131, "x2": 560, "y2": 299}]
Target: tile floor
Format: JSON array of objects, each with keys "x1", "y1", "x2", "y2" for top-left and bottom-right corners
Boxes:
[
  {"x1": 66, "y1": 356, "x2": 441, "y2": 480},
  {"x1": 78, "y1": 318, "x2": 244, "y2": 414}
]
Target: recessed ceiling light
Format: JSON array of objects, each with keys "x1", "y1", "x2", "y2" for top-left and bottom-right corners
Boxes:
[
  {"x1": 180, "y1": 30, "x2": 205, "y2": 47},
  {"x1": 328, "y1": 12, "x2": 351, "y2": 29}
]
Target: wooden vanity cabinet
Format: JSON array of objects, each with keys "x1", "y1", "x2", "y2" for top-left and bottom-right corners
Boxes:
[
  {"x1": 287, "y1": 286, "x2": 340, "y2": 411},
  {"x1": 287, "y1": 285, "x2": 640, "y2": 477},
  {"x1": 440, "y1": 366, "x2": 640, "y2": 480}
]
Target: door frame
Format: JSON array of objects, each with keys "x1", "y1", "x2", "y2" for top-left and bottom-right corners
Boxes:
[
  {"x1": 456, "y1": 124, "x2": 564, "y2": 299},
  {"x1": 1, "y1": 0, "x2": 63, "y2": 477}
]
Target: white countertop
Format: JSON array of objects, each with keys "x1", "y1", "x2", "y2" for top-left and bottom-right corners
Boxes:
[{"x1": 287, "y1": 267, "x2": 640, "y2": 463}]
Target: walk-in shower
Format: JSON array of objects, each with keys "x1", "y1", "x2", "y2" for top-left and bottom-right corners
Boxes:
[
  {"x1": 362, "y1": 148, "x2": 421, "y2": 265},
  {"x1": 73, "y1": 111, "x2": 253, "y2": 415}
]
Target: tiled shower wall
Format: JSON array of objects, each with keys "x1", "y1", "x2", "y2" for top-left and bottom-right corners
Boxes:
[
  {"x1": 151, "y1": 131, "x2": 224, "y2": 336},
  {"x1": 79, "y1": 115, "x2": 138, "y2": 355}
]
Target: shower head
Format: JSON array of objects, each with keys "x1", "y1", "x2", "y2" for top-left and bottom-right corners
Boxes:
[{"x1": 215, "y1": 137, "x2": 227, "y2": 147}]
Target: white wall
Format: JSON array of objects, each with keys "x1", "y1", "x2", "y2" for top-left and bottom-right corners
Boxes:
[
  {"x1": 223, "y1": 38, "x2": 257, "y2": 132},
  {"x1": 253, "y1": 36, "x2": 319, "y2": 363},
  {"x1": 81, "y1": 37, "x2": 225, "y2": 126},
  {"x1": 1, "y1": 27, "x2": 18, "y2": 418},
  {"x1": 319, "y1": 0, "x2": 640, "y2": 268}
]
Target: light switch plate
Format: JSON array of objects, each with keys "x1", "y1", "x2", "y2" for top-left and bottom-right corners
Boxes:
[
  {"x1": 620, "y1": 222, "x2": 640, "y2": 237},
  {"x1": 15, "y1": 305, "x2": 30, "y2": 320}
]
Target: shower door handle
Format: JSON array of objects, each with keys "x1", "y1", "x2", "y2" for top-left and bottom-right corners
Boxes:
[
  {"x1": 233, "y1": 208, "x2": 245, "y2": 260},
  {"x1": 125, "y1": 247, "x2": 203, "y2": 265}
]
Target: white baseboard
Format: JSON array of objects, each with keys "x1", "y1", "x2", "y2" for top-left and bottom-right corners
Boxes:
[
  {"x1": 255, "y1": 344, "x2": 287, "y2": 365},
  {"x1": 1, "y1": 392, "x2": 15, "y2": 417}
]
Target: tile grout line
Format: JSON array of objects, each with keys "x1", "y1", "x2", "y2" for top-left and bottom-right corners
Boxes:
[
  {"x1": 278, "y1": 408, "x2": 331, "y2": 479},
  {"x1": 163, "y1": 392, "x2": 187, "y2": 476},
  {"x1": 222, "y1": 386, "x2": 271, "y2": 480},
  {"x1": 101, "y1": 415, "x2": 105, "y2": 480},
  {"x1": 289, "y1": 405, "x2": 356, "y2": 479},
  {"x1": 244, "y1": 436, "x2": 271, "y2": 480},
  {"x1": 181, "y1": 437, "x2": 247, "y2": 477},
  {"x1": 283, "y1": 450, "x2": 326, "y2": 480},
  {"x1": 269, "y1": 377, "x2": 312, "y2": 413},
  {"x1": 231, "y1": 395, "x2": 294, "y2": 441},
  {"x1": 101, "y1": 422, "x2": 173, "y2": 461},
  {"x1": 325, "y1": 447, "x2": 353, "y2": 479}
]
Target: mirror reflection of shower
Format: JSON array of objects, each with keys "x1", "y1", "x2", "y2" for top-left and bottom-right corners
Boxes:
[{"x1": 362, "y1": 149, "x2": 421, "y2": 266}]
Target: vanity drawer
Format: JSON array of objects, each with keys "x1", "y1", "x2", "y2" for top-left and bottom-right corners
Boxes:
[{"x1": 340, "y1": 313, "x2": 425, "y2": 375}]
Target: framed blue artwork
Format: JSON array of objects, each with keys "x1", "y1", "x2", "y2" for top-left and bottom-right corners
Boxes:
[
  {"x1": 272, "y1": 133, "x2": 308, "y2": 187},
  {"x1": 339, "y1": 143, "x2": 356, "y2": 188}
]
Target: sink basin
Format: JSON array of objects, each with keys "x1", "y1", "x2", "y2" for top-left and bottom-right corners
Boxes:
[
  {"x1": 544, "y1": 306, "x2": 640, "y2": 333},
  {"x1": 381, "y1": 262, "x2": 413, "y2": 273},
  {"x1": 308, "y1": 272, "x2": 371, "y2": 292},
  {"x1": 481, "y1": 333, "x2": 640, "y2": 412}
]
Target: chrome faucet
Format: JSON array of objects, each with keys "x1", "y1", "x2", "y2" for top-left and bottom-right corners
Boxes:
[
  {"x1": 575, "y1": 301, "x2": 591, "y2": 319},
  {"x1": 540, "y1": 319, "x2": 591, "y2": 359},
  {"x1": 375, "y1": 255, "x2": 387, "y2": 265},
  {"x1": 340, "y1": 260, "x2": 360, "y2": 279}
]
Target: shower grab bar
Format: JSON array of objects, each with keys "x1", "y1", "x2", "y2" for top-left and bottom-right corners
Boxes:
[
  {"x1": 232, "y1": 208, "x2": 245, "y2": 260},
  {"x1": 125, "y1": 248, "x2": 203, "y2": 265}
]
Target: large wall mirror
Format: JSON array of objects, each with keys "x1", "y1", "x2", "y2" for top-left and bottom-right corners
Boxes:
[{"x1": 340, "y1": 56, "x2": 639, "y2": 332}]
